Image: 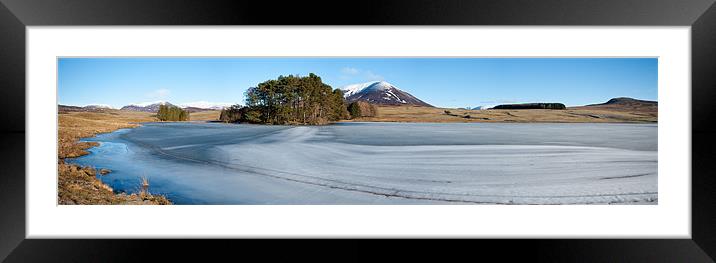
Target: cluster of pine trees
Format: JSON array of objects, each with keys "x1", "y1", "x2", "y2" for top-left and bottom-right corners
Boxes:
[
  {"x1": 157, "y1": 104, "x2": 189, "y2": 121},
  {"x1": 226, "y1": 74, "x2": 349, "y2": 125}
]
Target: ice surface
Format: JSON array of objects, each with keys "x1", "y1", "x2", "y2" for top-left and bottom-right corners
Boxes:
[{"x1": 69, "y1": 122, "x2": 658, "y2": 204}]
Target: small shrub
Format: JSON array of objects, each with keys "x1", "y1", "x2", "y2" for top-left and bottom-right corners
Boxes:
[{"x1": 140, "y1": 176, "x2": 150, "y2": 194}]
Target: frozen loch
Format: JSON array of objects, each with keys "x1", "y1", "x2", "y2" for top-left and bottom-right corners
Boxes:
[{"x1": 69, "y1": 122, "x2": 658, "y2": 204}]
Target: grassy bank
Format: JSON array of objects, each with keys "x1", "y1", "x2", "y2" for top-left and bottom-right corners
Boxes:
[
  {"x1": 187, "y1": 110, "x2": 221, "y2": 121},
  {"x1": 344, "y1": 105, "x2": 657, "y2": 123},
  {"x1": 58, "y1": 110, "x2": 171, "y2": 205}
]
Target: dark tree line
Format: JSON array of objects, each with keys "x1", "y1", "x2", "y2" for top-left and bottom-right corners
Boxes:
[
  {"x1": 218, "y1": 104, "x2": 245, "y2": 123},
  {"x1": 157, "y1": 104, "x2": 189, "y2": 121},
  {"x1": 221, "y1": 74, "x2": 350, "y2": 125},
  {"x1": 492, "y1": 103, "x2": 566, "y2": 110}
]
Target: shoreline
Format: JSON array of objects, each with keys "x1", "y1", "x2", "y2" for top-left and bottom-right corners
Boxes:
[
  {"x1": 76, "y1": 119, "x2": 656, "y2": 205},
  {"x1": 338, "y1": 119, "x2": 658, "y2": 124},
  {"x1": 57, "y1": 108, "x2": 657, "y2": 204},
  {"x1": 352, "y1": 106, "x2": 657, "y2": 124},
  {"x1": 216, "y1": 119, "x2": 658, "y2": 126},
  {"x1": 58, "y1": 110, "x2": 171, "y2": 205}
]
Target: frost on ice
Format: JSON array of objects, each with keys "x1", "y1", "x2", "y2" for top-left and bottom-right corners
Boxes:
[{"x1": 70, "y1": 122, "x2": 658, "y2": 205}]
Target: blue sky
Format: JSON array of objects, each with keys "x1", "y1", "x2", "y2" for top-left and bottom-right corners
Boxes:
[{"x1": 58, "y1": 57, "x2": 657, "y2": 108}]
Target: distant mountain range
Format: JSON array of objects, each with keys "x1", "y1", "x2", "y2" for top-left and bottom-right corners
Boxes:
[
  {"x1": 60, "y1": 96, "x2": 656, "y2": 114},
  {"x1": 120, "y1": 101, "x2": 234, "y2": 112},
  {"x1": 119, "y1": 101, "x2": 174, "y2": 112},
  {"x1": 83, "y1": 104, "x2": 113, "y2": 110},
  {"x1": 178, "y1": 101, "x2": 234, "y2": 110},
  {"x1": 341, "y1": 81, "x2": 432, "y2": 107},
  {"x1": 586, "y1": 97, "x2": 657, "y2": 108},
  {"x1": 458, "y1": 97, "x2": 656, "y2": 111},
  {"x1": 568, "y1": 97, "x2": 657, "y2": 113},
  {"x1": 59, "y1": 101, "x2": 235, "y2": 113}
]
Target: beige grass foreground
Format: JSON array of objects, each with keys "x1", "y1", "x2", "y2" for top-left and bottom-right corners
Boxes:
[{"x1": 346, "y1": 105, "x2": 657, "y2": 123}]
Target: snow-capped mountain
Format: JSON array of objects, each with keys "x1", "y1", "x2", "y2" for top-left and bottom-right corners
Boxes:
[
  {"x1": 120, "y1": 101, "x2": 175, "y2": 112},
  {"x1": 178, "y1": 101, "x2": 235, "y2": 110},
  {"x1": 83, "y1": 104, "x2": 114, "y2": 110},
  {"x1": 126, "y1": 100, "x2": 170, "y2": 107},
  {"x1": 120, "y1": 100, "x2": 236, "y2": 112},
  {"x1": 340, "y1": 81, "x2": 432, "y2": 107},
  {"x1": 342, "y1": 82, "x2": 379, "y2": 98}
]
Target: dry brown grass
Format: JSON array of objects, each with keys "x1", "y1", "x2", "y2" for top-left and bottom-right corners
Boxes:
[
  {"x1": 58, "y1": 161, "x2": 171, "y2": 205},
  {"x1": 189, "y1": 110, "x2": 221, "y2": 121},
  {"x1": 58, "y1": 110, "x2": 171, "y2": 205},
  {"x1": 344, "y1": 105, "x2": 657, "y2": 123}
]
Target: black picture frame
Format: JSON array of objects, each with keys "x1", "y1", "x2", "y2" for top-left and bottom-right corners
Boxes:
[{"x1": 1, "y1": 0, "x2": 715, "y2": 261}]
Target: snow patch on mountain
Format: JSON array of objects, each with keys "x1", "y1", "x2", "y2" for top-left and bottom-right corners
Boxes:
[
  {"x1": 84, "y1": 104, "x2": 114, "y2": 109},
  {"x1": 128, "y1": 100, "x2": 170, "y2": 107},
  {"x1": 341, "y1": 81, "x2": 378, "y2": 97},
  {"x1": 179, "y1": 101, "x2": 235, "y2": 109},
  {"x1": 341, "y1": 81, "x2": 400, "y2": 97},
  {"x1": 340, "y1": 81, "x2": 432, "y2": 107}
]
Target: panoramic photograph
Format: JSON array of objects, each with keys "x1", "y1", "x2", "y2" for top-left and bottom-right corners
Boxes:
[{"x1": 57, "y1": 57, "x2": 658, "y2": 205}]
